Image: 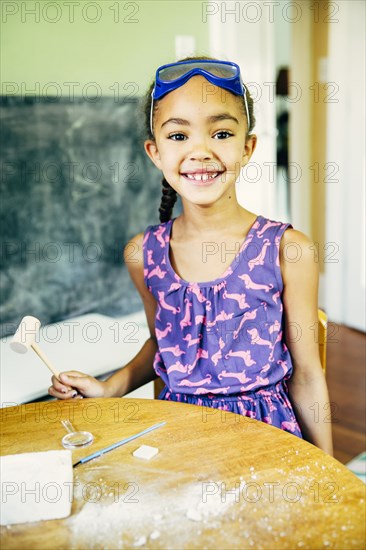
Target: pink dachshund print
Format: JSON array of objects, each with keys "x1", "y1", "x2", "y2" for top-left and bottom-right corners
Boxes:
[
  {"x1": 147, "y1": 249, "x2": 154, "y2": 265},
  {"x1": 158, "y1": 291, "x2": 181, "y2": 314},
  {"x1": 218, "y1": 369, "x2": 251, "y2": 384},
  {"x1": 167, "y1": 361, "x2": 189, "y2": 375},
  {"x1": 222, "y1": 290, "x2": 249, "y2": 309},
  {"x1": 269, "y1": 320, "x2": 281, "y2": 335},
  {"x1": 165, "y1": 350, "x2": 209, "y2": 377},
  {"x1": 188, "y1": 283, "x2": 212, "y2": 311},
  {"x1": 225, "y1": 349, "x2": 256, "y2": 367},
  {"x1": 155, "y1": 322, "x2": 173, "y2": 339},
  {"x1": 207, "y1": 310, "x2": 234, "y2": 328},
  {"x1": 247, "y1": 328, "x2": 272, "y2": 349},
  {"x1": 160, "y1": 344, "x2": 186, "y2": 357},
  {"x1": 147, "y1": 265, "x2": 166, "y2": 279},
  {"x1": 168, "y1": 282, "x2": 182, "y2": 291},
  {"x1": 153, "y1": 225, "x2": 167, "y2": 248},
  {"x1": 183, "y1": 333, "x2": 202, "y2": 347},
  {"x1": 248, "y1": 239, "x2": 271, "y2": 272},
  {"x1": 244, "y1": 376, "x2": 270, "y2": 391},
  {"x1": 180, "y1": 299, "x2": 193, "y2": 329},
  {"x1": 256, "y1": 220, "x2": 281, "y2": 238},
  {"x1": 232, "y1": 308, "x2": 259, "y2": 340},
  {"x1": 238, "y1": 273, "x2": 274, "y2": 292},
  {"x1": 178, "y1": 374, "x2": 212, "y2": 387},
  {"x1": 211, "y1": 337, "x2": 226, "y2": 366},
  {"x1": 259, "y1": 363, "x2": 271, "y2": 374}
]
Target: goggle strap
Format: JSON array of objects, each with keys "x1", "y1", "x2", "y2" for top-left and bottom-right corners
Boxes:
[
  {"x1": 243, "y1": 86, "x2": 251, "y2": 130},
  {"x1": 150, "y1": 89, "x2": 154, "y2": 136}
]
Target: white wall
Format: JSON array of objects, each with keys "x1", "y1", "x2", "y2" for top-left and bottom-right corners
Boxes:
[
  {"x1": 288, "y1": 9, "x2": 312, "y2": 237},
  {"x1": 274, "y1": 11, "x2": 291, "y2": 69},
  {"x1": 325, "y1": 0, "x2": 366, "y2": 331}
]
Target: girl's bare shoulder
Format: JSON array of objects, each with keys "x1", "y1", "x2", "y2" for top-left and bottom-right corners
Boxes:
[
  {"x1": 123, "y1": 232, "x2": 144, "y2": 268},
  {"x1": 280, "y1": 228, "x2": 318, "y2": 282},
  {"x1": 280, "y1": 227, "x2": 315, "y2": 254}
]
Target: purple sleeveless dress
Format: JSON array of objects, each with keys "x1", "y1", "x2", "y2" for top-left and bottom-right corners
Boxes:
[{"x1": 143, "y1": 215, "x2": 302, "y2": 438}]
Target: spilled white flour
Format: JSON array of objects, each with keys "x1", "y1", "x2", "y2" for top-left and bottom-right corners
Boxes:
[
  {"x1": 69, "y1": 479, "x2": 240, "y2": 549},
  {"x1": 65, "y1": 453, "x2": 364, "y2": 550}
]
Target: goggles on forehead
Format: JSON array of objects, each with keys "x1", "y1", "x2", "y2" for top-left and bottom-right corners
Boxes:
[{"x1": 149, "y1": 59, "x2": 250, "y2": 135}]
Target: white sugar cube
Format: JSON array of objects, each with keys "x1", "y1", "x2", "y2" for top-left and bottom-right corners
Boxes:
[
  {"x1": 0, "y1": 450, "x2": 73, "y2": 525},
  {"x1": 132, "y1": 445, "x2": 159, "y2": 460}
]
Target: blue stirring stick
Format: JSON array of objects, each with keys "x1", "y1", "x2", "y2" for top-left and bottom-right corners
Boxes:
[{"x1": 73, "y1": 421, "x2": 166, "y2": 467}]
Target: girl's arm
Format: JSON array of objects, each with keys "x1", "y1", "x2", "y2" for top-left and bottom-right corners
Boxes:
[
  {"x1": 103, "y1": 232, "x2": 159, "y2": 397},
  {"x1": 49, "y1": 233, "x2": 158, "y2": 399},
  {"x1": 280, "y1": 229, "x2": 333, "y2": 455}
]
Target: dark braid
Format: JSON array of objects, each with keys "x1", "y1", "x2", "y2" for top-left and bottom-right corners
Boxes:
[{"x1": 159, "y1": 177, "x2": 177, "y2": 223}]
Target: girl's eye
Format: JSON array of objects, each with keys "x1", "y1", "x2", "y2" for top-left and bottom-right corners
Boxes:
[
  {"x1": 214, "y1": 131, "x2": 233, "y2": 139},
  {"x1": 168, "y1": 133, "x2": 187, "y2": 141}
]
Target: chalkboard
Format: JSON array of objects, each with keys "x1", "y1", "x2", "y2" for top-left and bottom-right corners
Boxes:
[{"x1": 0, "y1": 96, "x2": 176, "y2": 337}]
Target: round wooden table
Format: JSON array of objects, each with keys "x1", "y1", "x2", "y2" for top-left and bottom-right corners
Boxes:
[{"x1": 1, "y1": 398, "x2": 365, "y2": 549}]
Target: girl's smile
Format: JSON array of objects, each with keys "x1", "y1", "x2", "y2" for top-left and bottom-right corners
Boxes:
[{"x1": 181, "y1": 168, "x2": 224, "y2": 186}]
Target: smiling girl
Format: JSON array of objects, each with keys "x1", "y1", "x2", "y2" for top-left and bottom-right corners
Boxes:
[{"x1": 49, "y1": 57, "x2": 333, "y2": 454}]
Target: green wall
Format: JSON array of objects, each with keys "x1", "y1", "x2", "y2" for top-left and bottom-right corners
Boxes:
[{"x1": 1, "y1": 0, "x2": 209, "y2": 96}]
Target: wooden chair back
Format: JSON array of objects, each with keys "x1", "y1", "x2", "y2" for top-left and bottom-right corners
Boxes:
[{"x1": 318, "y1": 308, "x2": 328, "y2": 374}]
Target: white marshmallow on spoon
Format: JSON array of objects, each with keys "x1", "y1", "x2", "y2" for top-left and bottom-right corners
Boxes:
[{"x1": 10, "y1": 316, "x2": 61, "y2": 380}]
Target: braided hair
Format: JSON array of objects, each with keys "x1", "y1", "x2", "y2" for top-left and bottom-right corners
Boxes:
[
  {"x1": 159, "y1": 177, "x2": 178, "y2": 223},
  {"x1": 143, "y1": 55, "x2": 256, "y2": 223}
]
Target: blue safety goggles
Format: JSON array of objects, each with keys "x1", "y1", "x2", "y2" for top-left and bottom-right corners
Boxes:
[{"x1": 150, "y1": 59, "x2": 250, "y2": 135}]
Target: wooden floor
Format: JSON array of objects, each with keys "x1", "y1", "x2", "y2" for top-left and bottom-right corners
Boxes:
[{"x1": 326, "y1": 323, "x2": 366, "y2": 464}]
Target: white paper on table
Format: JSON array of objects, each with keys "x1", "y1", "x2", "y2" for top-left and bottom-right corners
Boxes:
[{"x1": 0, "y1": 450, "x2": 73, "y2": 525}]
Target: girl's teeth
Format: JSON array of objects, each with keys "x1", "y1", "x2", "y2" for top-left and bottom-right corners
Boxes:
[{"x1": 186, "y1": 173, "x2": 218, "y2": 181}]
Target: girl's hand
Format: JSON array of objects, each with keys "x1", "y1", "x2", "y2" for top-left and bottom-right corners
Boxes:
[{"x1": 48, "y1": 371, "x2": 106, "y2": 400}]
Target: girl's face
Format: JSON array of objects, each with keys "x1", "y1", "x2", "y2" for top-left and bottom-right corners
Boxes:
[{"x1": 144, "y1": 76, "x2": 257, "y2": 208}]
